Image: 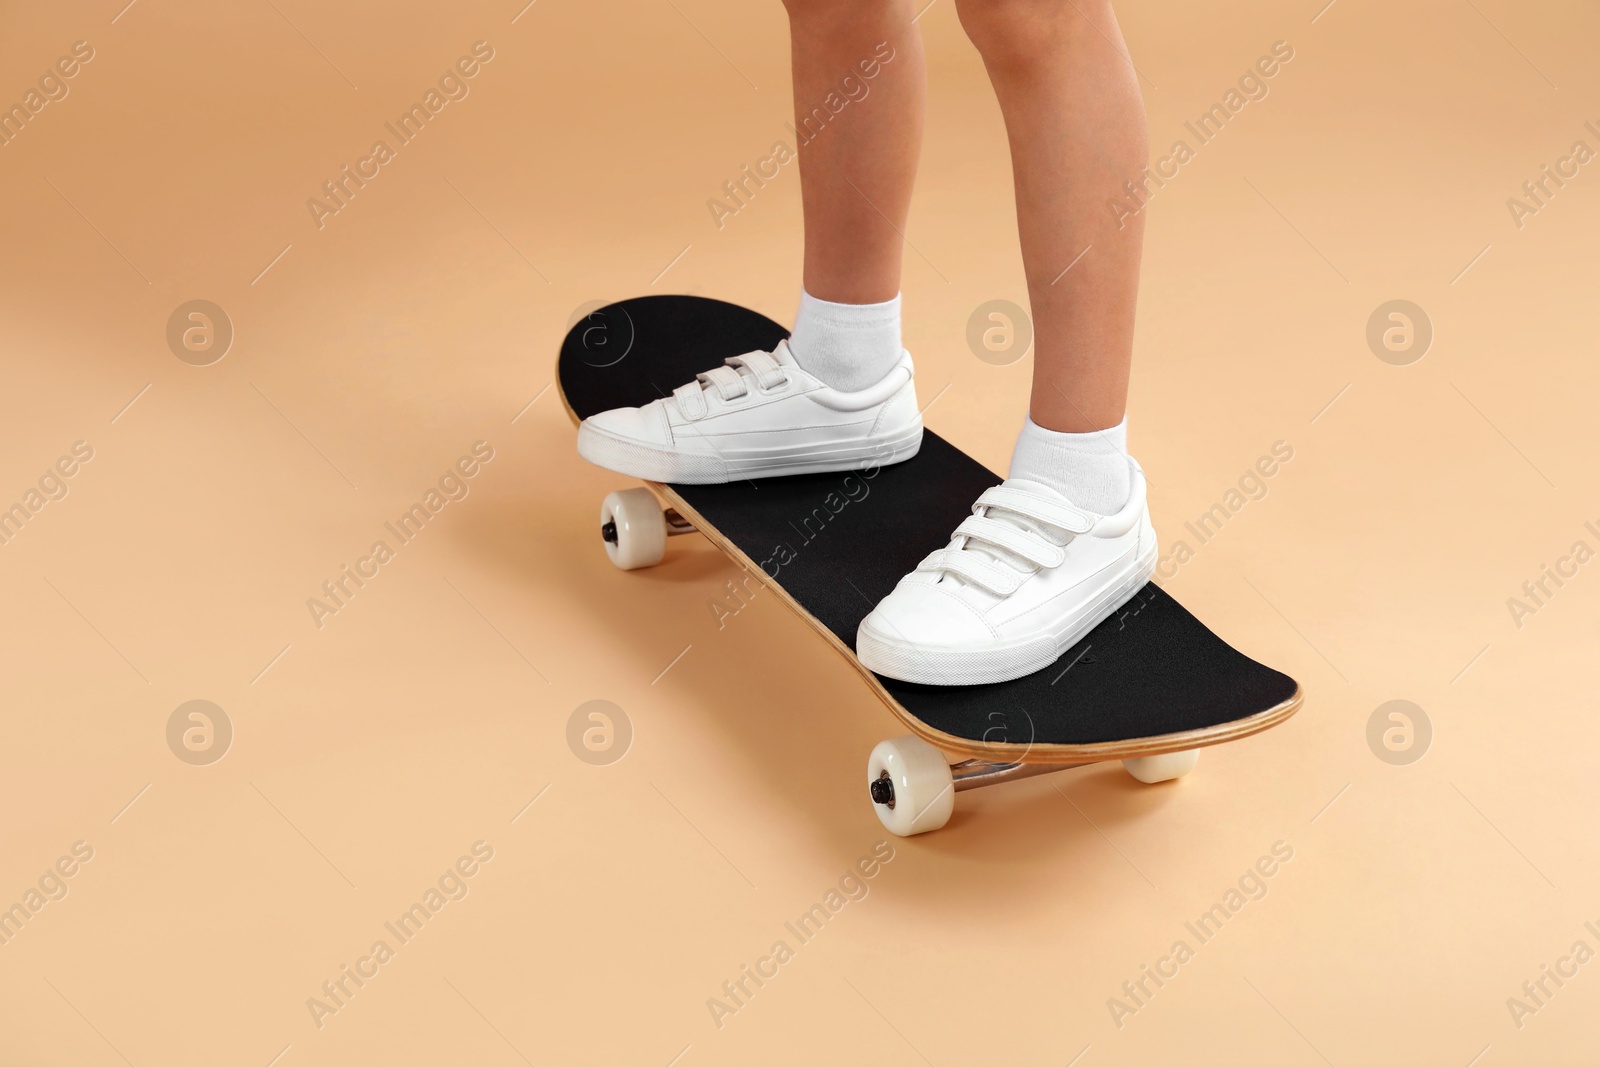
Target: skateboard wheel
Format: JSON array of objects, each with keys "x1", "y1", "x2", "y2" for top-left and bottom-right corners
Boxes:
[
  {"x1": 867, "y1": 735, "x2": 955, "y2": 836},
  {"x1": 600, "y1": 488, "x2": 667, "y2": 570},
  {"x1": 1122, "y1": 749, "x2": 1199, "y2": 784}
]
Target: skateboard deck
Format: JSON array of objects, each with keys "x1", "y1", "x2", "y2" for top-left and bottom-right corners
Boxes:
[{"x1": 559, "y1": 296, "x2": 1301, "y2": 828}]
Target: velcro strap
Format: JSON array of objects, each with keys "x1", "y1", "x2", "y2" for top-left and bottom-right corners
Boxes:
[
  {"x1": 695, "y1": 365, "x2": 748, "y2": 402},
  {"x1": 974, "y1": 486, "x2": 1094, "y2": 533},
  {"x1": 953, "y1": 515, "x2": 1065, "y2": 568},
  {"x1": 673, "y1": 381, "x2": 707, "y2": 420},
  {"x1": 728, "y1": 350, "x2": 788, "y2": 392},
  {"x1": 916, "y1": 548, "x2": 1021, "y2": 595}
]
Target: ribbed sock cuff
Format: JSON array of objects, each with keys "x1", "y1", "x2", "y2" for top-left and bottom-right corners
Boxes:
[{"x1": 787, "y1": 290, "x2": 903, "y2": 392}]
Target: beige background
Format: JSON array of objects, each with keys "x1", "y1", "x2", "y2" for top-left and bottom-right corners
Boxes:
[{"x1": 1, "y1": 0, "x2": 1597, "y2": 1063}]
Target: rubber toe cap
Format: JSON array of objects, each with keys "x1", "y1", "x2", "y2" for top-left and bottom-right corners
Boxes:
[
  {"x1": 858, "y1": 582, "x2": 994, "y2": 651},
  {"x1": 581, "y1": 403, "x2": 672, "y2": 447}
]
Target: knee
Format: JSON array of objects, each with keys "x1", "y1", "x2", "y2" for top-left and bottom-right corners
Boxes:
[{"x1": 956, "y1": 0, "x2": 1110, "y2": 71}]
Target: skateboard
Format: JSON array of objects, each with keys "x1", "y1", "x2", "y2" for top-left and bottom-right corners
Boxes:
[{"x1": 558, "y1": 295, "x2": 1302, "y2": 836}]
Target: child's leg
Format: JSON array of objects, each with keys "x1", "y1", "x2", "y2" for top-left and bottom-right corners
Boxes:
[
  {"x1": 782, "y1": 0, "x2": 926, "y2": 390},
  {"x1": 574, "y1": 1, "x2": 928, "y2": 484},
  {"x1": 958, "y1": 0, "x2": 1146, "y2": 433},
  {"x1": 786, "y1": 0, "x2": 925, "y2": 302},
  {"x1": 856, "y1": 1, "x2": 1159, "y2": 685}
]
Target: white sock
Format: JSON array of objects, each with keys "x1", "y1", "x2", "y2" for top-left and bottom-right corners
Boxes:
[
  {"x1": 1008, "y1": 414, "x2": 1132, "y2": 515},
  {"x1": 787, "y1": 290, "x2": 902, "y2": 392}
]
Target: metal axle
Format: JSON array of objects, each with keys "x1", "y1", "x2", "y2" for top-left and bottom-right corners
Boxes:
[
  {"x1": 870, "y1": 758, "x2": 1087, "y2": 810},
  {"x1": 950, "y1": 758, "x2": 1086, "y2": 791},
  {"x1": 600, "y1": 507, "x2": 695, "y2": 546}
]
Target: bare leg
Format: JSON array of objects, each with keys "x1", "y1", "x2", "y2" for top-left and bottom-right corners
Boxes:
[
  {"x1": 574, "y1": 2, "x2": 928, "y2": 485},
  {"x1": 783, "y1": 0, "x2": 926, "y2": 304},
  {"x1": 956, "y1": 0, "x2": 1147, "y2": 433}
]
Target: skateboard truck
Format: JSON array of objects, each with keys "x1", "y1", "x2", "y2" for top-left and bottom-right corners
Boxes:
[
  {"x1": 867, "y1": 735, "x2": 1198, "y2": 836},
  {"x1": 872, "y1": 758, "x2": 1077, "y2": 809}
]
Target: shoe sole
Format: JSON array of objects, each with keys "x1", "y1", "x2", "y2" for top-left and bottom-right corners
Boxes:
[
  {"x1": 577, "y1": 421, "x2": 923, "y2": 484},
  {"x1": 856, "y1": 536, "x2": 1160, "y2": 687}
]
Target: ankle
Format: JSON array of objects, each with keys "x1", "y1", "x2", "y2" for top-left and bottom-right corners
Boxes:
[
  {"x1": 1008, "y1": 414, "x2": 1132, "y2": 515},
  {"x1": 787, "y1": 289, "x2": 903, "y2": 392}
]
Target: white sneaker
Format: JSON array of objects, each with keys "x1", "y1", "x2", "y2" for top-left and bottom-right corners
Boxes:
[
  {"x1": 576, "y1": 340, "x2": 922, "y2": 483},
  {"x1": 856, "y1": 466, "x2": 1158, "y2": 685}
]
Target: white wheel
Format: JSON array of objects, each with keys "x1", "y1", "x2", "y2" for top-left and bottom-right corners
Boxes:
[
  {"x1": 600, "y1": 488, "x2": 667, "y2": 570},
  {"x1": 1122, "y1": 749, "x2": 1199, "y2": 784},
  {"x1": 867, "y1": 735, "x2": 955, "y2": 836}
]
